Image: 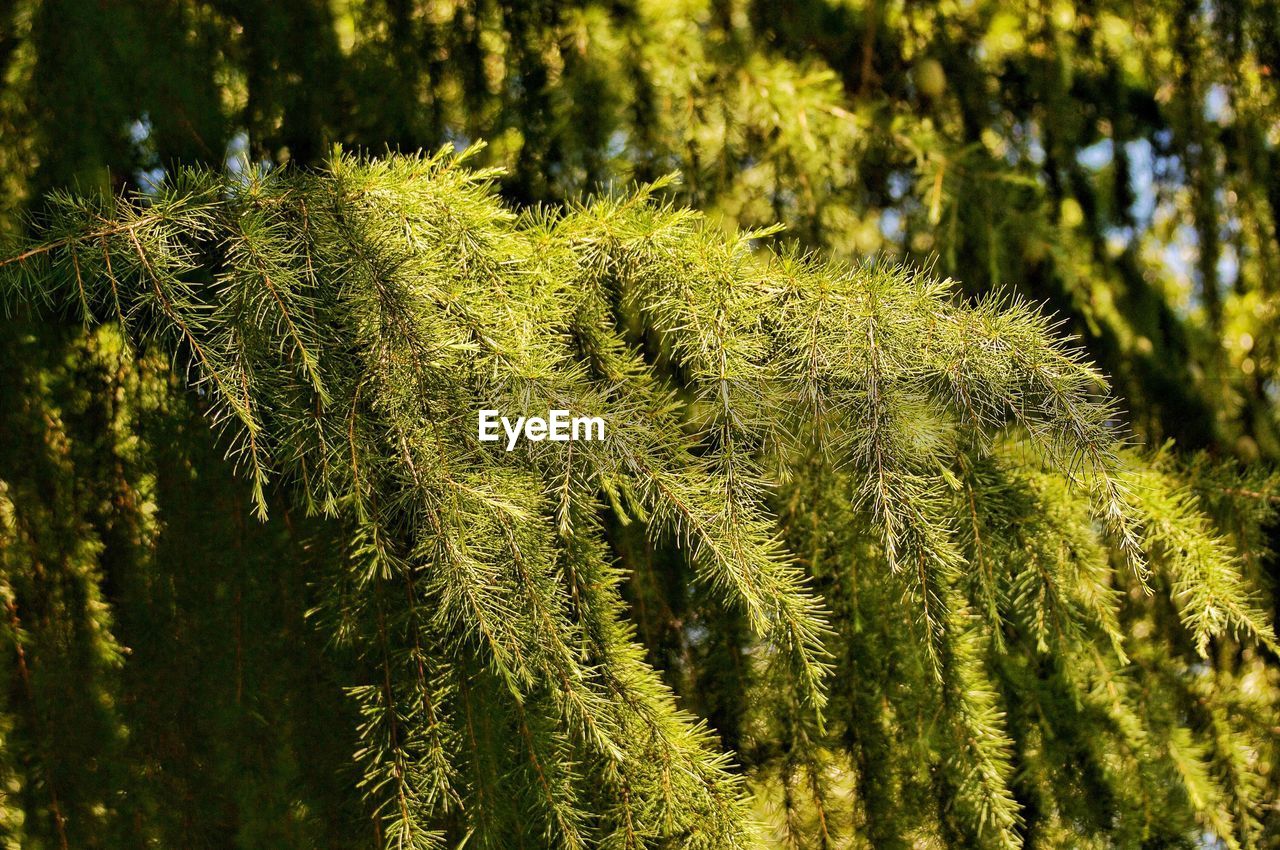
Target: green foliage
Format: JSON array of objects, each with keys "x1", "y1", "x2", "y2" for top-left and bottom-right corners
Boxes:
[
  {"x1": 1, "y1": 149, "x2": 1276, "y2": 849},
  {"x1": 5, "y1": 0, "x2": 1278, "y2": 457},
  {"x1": 1, "y1": 1, "x2": 1280, "y2": 847},
  {"x1": 0, "y1": 316, "x2": 358, "y2": 849}
]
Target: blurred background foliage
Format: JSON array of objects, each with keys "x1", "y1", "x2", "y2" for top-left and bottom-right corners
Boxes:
[
  {"x1": 3, "y1": 0, "x2": 1279, "y2": 457},
  {"x1": 1, "y1": 0, "x2": 1279, "y2": 847}
]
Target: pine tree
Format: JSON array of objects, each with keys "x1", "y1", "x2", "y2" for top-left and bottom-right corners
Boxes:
[{"x1": 2, "y1": 148, "x2": 1276, "y2": 848}]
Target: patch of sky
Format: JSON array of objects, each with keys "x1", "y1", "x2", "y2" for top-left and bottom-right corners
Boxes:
[
  {"x1": 224, "y1": 130, "x2": 273, "y2": 185},
  {"x1": 137, "y1": 166, "x2": 166, "y2": 195},
  {"x1": 1116, "y1": 136, "x2": 1185, "y2": 235},
  {"x1": 1105, "y1": 225, "x2": 1133, "y2": 254},
  {"x1": 606, "y1": 129, "x2": 628, "y2": 159},
  {"x1": 129, "y1": 117, "x2": 151, "y2": 146},
  {"x1": 1207, "y1": 187, "x2": 1241, "y2": 288},
  {"x1": 1072, "y1": 136, "x2": 1158, "y2": 251},
  {"x1": 1196, "y1": 830, "x2": 1228, "y2": 850},
  {"x1": 1125, "y1": 138, "x2": 1157, "y2": 225},
  {"x1": 129, "y1": 115, "x2": 166, "y2": 195},
  {"x1": 1215, "y1": 187, "x2": 1242, "y2": 238},
  {"x1": 1076, "y1": 138, "x2": 1113, "y2": 171},
  {"x1": 887, "y1": 171, "x2": 913, "y2": 201},
  {"x1": 1161, "y1": 221, "x2": 1201, "y2": 310},
  {"x1": 443, "y1": 126, "x2": 472, "y2": 152},
  {"x1": 1218, "y1": 243, "x2": 1239, "y2": 289},
  {"x1": 1204, "y1": 83, "x2": 1232, "y2": 124},
  {"x1": 1008, "y1": 120, "x2": 1043, "y2": 167},
  {"x1": 879, "y1": 208, "x2": 904, "y2": 242}
]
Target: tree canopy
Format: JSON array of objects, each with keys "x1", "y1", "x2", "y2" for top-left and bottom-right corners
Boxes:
[
  {"x1": 4, "y1": 0, "x2": 1279, "y2": 455},
  {"x1": 0, "y1": 2, "x2": 1279, "y2": 849}
]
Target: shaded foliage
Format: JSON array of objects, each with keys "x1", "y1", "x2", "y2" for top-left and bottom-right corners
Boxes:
[
  {"x1": 0, "y1": 2, "x2": 1278, "y2": 848},
  {"x1": 1, "y1": 152, "x2": 1277, "y2": 848}
]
